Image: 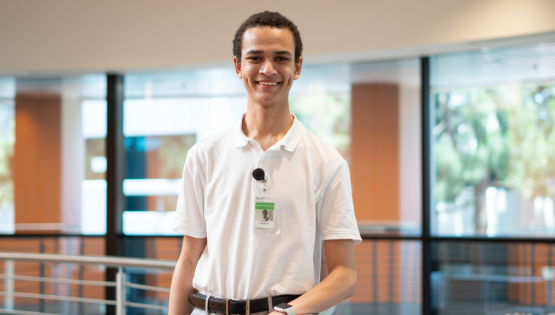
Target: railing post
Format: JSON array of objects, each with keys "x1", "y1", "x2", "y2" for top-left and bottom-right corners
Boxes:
[
  {"x1": 4, "y1": 259, "x2": 14, "y2": 310},
  {"x1": 116, "y1": 266, "x2": 126, "y2": 315}
]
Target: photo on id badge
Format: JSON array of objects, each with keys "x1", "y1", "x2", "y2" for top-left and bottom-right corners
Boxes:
[{"x1": 254, "y1": 199, "x2": 275, "y2": 228}]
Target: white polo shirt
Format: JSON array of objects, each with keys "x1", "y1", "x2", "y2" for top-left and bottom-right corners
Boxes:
[{"x1": 171, "y1": 114, "x2": 361, "y2": 300}]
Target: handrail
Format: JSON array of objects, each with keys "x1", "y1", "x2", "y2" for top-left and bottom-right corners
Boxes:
[
  {"x1": 126, "y1": 282, "x2": 171, "y2": 293},
  {"x1": 0, "y1": 253, "x2": 173, "y2": 315},
  {"x1": 1, "y1": 309, "x2": 60, "y2": 315},
  {"x1": 126, "y1": 301, "x2": 169, "y2": 311},
  {"x1": 0, "y1": 274, "x2": 116, "y2": 286},
  {"x1": 0, "y1": 252, "x2": 176, "y2": 270},
  {"x1": 0, "y1": 291, "x2": 117, "y2": 305}
]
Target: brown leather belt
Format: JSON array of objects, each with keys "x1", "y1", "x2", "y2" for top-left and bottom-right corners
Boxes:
[{"x1": 188, "y1": 293, "x2": 300, "y2": 314}]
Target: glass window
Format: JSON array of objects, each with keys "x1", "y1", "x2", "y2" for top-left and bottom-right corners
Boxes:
[
  {"x1": 430, "y1": 42, "x2": 555, "y2": 237},
  {"x1": 0, "y1": 77, "x2": 15, "y2": 234},
  {"x1": 81, "y1": 97, "x2": 107, "y2": 235},
  {"x1": 0, "y1": 75, "x2": 107, "y2": 235},
  {"x1": 432, "y1": 241, "x2": 555, "y2": 315},
  {"x1": 350, "y1": 59, "x2": 422, "y2": 236},
  {"x1": 340, "y1": 240, "x2": 421, "y2": 315}
]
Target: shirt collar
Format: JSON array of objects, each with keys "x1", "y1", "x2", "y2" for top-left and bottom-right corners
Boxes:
[
  {"x1": 234, "y1": 113, "x2": 303, "y2": 152},
  {"x1": 234, "y1": 113, "x2": 250, "y2": 148}
]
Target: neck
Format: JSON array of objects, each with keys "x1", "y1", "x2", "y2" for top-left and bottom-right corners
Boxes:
[{"x1": 243, "y1": 97, "x2": 294, "y2": 150}]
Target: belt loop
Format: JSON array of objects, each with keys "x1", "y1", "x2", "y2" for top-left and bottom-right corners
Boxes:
[
  {"x1": 267, "y1": 296, "x2": 273, "y2": 313},
  {"x1": 225, "y1": 298, "x2": 229, "y2": 315},
  {"x1": 205, "y1": 294, "x2": 212, "y2": 314},
  {"x1": 246, "y1": 299, "x2": 250, "y2": 315}
]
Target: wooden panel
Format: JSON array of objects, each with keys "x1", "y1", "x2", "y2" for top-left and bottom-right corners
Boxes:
[
  {"x1": 351, "y1": 84, "x2": 399, "y2": 222},
  {"x1": 14, "y1": 93, "x2": 62, "y2": 233}
]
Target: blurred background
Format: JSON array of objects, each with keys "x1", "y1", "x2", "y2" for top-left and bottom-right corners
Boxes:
[{"x1": 1, "y1": 1, "x2": 555, "y2": 314}]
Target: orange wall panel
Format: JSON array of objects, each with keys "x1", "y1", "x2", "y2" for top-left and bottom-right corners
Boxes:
[
  {"x1": 14, "y1": 93, "x2": 62, "y2": 232},
  {"x1": 351, "y1": 84, "x2": 399, "y2": 222}
]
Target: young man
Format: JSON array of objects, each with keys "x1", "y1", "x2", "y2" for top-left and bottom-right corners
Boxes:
[{"x1": 169, "y1": 11, "x2": 361, "y2": 315}]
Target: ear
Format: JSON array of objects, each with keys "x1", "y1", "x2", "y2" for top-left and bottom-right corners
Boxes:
[
  {"x1": 294, "y1": 56, "x2": 303, "y2": 80},
  {"x1": 233, "y1": 56, "x2": 242, "y2": 79}
]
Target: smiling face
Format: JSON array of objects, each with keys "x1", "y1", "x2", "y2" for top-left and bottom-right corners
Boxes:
[{"x1": 234, "y1": 27, "x2": 303, "y2": 107}]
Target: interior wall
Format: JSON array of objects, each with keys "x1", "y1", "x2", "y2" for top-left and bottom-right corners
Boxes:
[
  {"x1": 1, "y1": 0, "x2": 555, "y2": 74},
  {"x1": 351, "y1": 84, "x2": 400, "y2": 222},
  {"x1": 14, "y1": 93, "x2": 62, "y2": 233}
]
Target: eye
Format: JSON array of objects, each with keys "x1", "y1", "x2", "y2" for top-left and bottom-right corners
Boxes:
[
  {"x1": 276, "y1": 57, "x2": 289, "y2": 61},
  {"x1": 247, "y1": 56, "x2": 262, "y2": 61}
]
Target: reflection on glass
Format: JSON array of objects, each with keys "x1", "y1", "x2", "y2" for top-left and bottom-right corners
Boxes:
[
  {"x1": 290, "y1": 92, "x2": 350, "y2": 159},
  {"x1": 339, "y1": 240, "x2": 421, "y2": 315},
  {"x1": 432, "y1": 241, "x2": 555, "y2": 315},
  {"x1": 431, "y1": 42, "x2": 555, "y2": 237}
]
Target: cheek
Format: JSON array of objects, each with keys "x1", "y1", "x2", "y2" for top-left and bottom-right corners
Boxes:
[{"x1": 244, "y1": 69, "x2": 257, "y2": 83}]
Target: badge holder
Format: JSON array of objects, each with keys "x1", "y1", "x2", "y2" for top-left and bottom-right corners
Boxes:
[{"x1": 254, "y1": 179, "x2": 280, "y2": 235}]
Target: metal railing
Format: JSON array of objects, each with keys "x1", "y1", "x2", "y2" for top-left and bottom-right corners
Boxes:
[{"x1": 0, "y1": 252, "x2": 176, "y2": 315}]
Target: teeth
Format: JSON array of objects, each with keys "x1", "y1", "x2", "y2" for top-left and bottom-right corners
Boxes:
[{"x1": 259, "y1": 82, "x2": 278, "y2": 86}]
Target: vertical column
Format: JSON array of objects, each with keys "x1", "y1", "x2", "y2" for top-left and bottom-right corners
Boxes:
[
  {"x1": 421, "y1": 56, "x2": 433, "y2": 315},
  {"x1": 14, "y1": 91, "x2": 62, "y2": 233},
  {"x1": 116, "y1": 267, "x2": 127, "y2": 315},
  {"x1": 547, "y1": 244, "x2": 553, "y2": 314},
  {"x1": 4, "y1": 260, "x2": 14, "y2": 310},
  {"x1": 105, "y1": 74, "x2": 125, "y2": 315},
  {"x1": 351, "y1": 83, "x2": 400, "y2": 222}
]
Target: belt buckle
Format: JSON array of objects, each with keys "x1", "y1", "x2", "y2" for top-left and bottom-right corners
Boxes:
[
  {"x1": 224, "y1": 298, "x2": 230, "y2": 315},
  {"x1": 245, "y1": 299, "x2": 250, "y2": 315}
]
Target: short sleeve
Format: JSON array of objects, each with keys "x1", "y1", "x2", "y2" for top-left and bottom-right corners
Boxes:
[
  {"x1": 316, "y1": 160, "x2": 362, "y2": 245},
  {"x1": 170, "y1": 147, "x2": 207, "y2": 238}
]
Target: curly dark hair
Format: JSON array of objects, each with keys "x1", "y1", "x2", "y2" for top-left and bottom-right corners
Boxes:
[{"x1": 233, "y1": 11, "x2": 303, "y2": 63}]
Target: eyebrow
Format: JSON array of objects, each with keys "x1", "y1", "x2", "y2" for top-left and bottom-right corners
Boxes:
[
  {"x1": 274, "y1": 51, "x2": 292, "y2": 57},
  {"x1": 244, "y1": 50, "x2": 293, "y2": 57}
]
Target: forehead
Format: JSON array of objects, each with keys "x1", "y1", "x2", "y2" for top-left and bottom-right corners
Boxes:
[{"x1": 242, "y1": 27, "x2": 295, "y2": 53}]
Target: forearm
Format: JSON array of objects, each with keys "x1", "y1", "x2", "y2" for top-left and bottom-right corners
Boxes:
[
  {"x1": 275, "y1": 239, "x2": 357, "y2": 315},
  {"x1": 287, "y1": 266, "x2": 356, "y2": 314},
  {"x1": 169, "y1": 261, "x2": 197, "y2": 315},
  {"x1": 169, "y1": 236, "x2": 206, "y2": 315}
]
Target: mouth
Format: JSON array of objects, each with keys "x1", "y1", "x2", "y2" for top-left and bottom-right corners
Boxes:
[{"x1": 256, "y1": 81, "x2": 281, "y2": 87}]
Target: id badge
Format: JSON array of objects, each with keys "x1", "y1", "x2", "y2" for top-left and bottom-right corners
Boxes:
[{"x1": 254, "y1": 195, "x2": 279, "y2": 234}]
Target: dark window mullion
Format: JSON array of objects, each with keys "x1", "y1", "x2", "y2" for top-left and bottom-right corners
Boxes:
[
  {"x1": 105, "y1": 73, "x2": 125, "y2": 315},
  {"x1": 421, "y1": 56, "x2": 432, "y2": 315}
]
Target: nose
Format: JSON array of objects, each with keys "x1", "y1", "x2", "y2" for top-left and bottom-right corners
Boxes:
[{"x1": 260, "y1": 60, "x2": 277, "y2": 76}]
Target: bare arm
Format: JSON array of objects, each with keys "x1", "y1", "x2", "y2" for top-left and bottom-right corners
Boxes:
[
  {"x1": 169, "y1": 235, "x2": 207, "y2": 315},
  {"x1": 274, "y1": 239, "x2": 357, "y2": 315}
]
